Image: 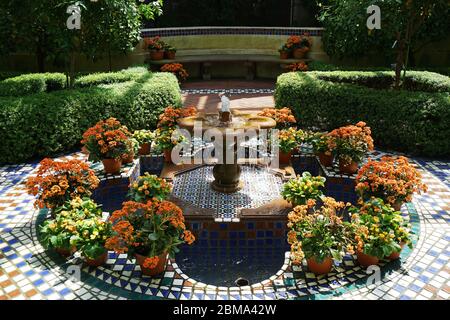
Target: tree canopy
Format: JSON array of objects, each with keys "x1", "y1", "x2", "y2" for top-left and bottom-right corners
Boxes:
[{"x1": 0, "y1": 0, "x2": 163, "y2": 72}]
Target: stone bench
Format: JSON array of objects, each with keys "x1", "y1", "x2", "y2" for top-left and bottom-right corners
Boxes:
[
  {"x1": 140, "y1": 27, "x2": 327, "y2": 79},
  {"x1": 147, "y1": 53, "x2": 311, "y2": 80}
]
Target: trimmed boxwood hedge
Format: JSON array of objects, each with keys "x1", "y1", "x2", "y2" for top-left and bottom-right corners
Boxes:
[
  {"x1": 0, "y1": 72, "x2": 182, "y2": 163},
  {"x1": 0, "y1": 73, "x2": 66, "y2": 96},
  {"x1": 275, "y1": 71, "x2": 450, "y2": 157},
  {"x1": 73, "y1": 66, "x2": 149, "y2": 88}
]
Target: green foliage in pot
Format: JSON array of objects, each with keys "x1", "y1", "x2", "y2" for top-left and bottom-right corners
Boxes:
[
  {"x1": 350, "y1": 198, "x2": 413, "y2": 258},
  {"x1": 281, "y1": 172, "x2": 325, "y2": 206},
  {"x1": 132, "y1": 129, "x2": 155, "y2": 147},
  {"x1": 288, "y1": 197, "x2": 354, "y2": 264},
  {"x1": 40, "y1": 198, "x2": 103, "y2": 251},
  {"x1": 129, "y1": 173, "x2": 172, "y2": 202}
]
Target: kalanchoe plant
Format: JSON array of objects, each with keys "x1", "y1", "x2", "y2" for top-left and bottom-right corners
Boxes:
[
  {"x1": 356, "y1": 156, "x2": 427, "y2": 206},
  {"x1": 287, "y1": 197, "x2": 354, "y2": 264},
  {"x1": 350, "y1": 197, "x2": 413, "y2": 259},
  {"x1": 72, "y1": 215, "x2": 112, "y2": 260},
  {"x1": 258, "y1": 107, "x2": 296, "y2": 129},
  {"x1": 154, "y1": 127, "x2": 187, "y2": 153},
  {"x1": 132, "y1": 130, "x2": 155, "y2": 146},
  {"x1": 81, "y1": 118, "x2": 131, "y2": 162},
  {"x1": 277, "y1": 127, "x2": 301, "y2": 153},
  {"x1": 129, "y1": 173, "x2": 172, "y2": 202},
  {"x1": 157, "y1": 106, "x2": 197, "y2": 129},
  {"x1": 308, "y1": 132, "x2": 333, "y2": 155},
  {"x1": 145, "y1": 36, "x2": 165, "y2": 51},
  {"x1": 281, "y1": 172, "x2": 326, "y2": 206},
  {"x1": 328, "y1": 121, "x2": 374, "y2": 165},
  {"x1": 105, "y1": 200, "x2": 195, "y2": 267},
  {"x1": 39, "y1": 198, "x2": 103, "y2": 252},
  {"x1": 164, "y1": 44, "x2": 177, "y2": 53},
  {"x1": 26, "y1": 158, "x2": 99, "y2": 210},
  {"x1": 160, "y1": 63, "x2": 189, "y2": 82}
]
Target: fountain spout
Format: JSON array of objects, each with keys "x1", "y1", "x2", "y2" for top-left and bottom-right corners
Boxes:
[{"x1": 219, "y1": 92, "x2": 232, "y2": 123}]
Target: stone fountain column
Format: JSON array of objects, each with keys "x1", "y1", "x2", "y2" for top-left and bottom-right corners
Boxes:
[{"x1": 211, "y1": 132, "x2": 242, "y2": 193}]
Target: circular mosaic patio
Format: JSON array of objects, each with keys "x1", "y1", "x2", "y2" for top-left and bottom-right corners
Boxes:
[{"x1": 1, "y1": 150, "x2": 449, "y2": 300}]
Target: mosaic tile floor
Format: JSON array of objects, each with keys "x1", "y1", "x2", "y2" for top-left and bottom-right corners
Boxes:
[
  {"x1": 0, "y1": 150, "x2": 449, "y2": 300},
  {"x1": 172, "y1": 165, "x2": 284, "y2": 219}
]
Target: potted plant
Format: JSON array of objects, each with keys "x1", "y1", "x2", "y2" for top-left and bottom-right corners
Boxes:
[
  {"x1": 146, "y1": 36, "x2": 165, "y2": 60},
  {"x1": 105, "y1": 200, "x2": 195, "y2": 276},
  {"x1": 82, "y1": 118, "x2": 131, "y2": 175},
  {"x1": 309, "y1": 132, "x2": 335, "y2": 167},
  {"x1": 356, "y1": 156, "x2": 427, "y2": 211},
  {"x1": 328, "y1": 121, "x2": 374, "y2": 175},
  {"x1": 286, "y1": 62, "x2": 308, "y2": 72},
  {"x1": 164, "y1": 45, "x2": 177, "y2": 59},
  {"x1": 286, "y1": 34, "x2": 312, "y2": 59},
  {"x1": 350, "y1": 197, "x2": 412, "y2": 267},
  {"x1": 358, "y1": 198, "x2": 413, "y2": 260},
  {"x1": 287, "y1": 197, "x2": 354, "y2": 275},
  {"x1": 129, "y1": 173, "x2": 172, "y2": 202},
  {"x1": 278, "y1": 44, "x2": 291, "y2": 59},
  {"x1": 277, "y1": 127, "x2": 300, "y2": 165},
  {"x1": 281, "y1": 172, "x2": 325, "y2": 206},
  {"x1": 154, "y1": 128, "x2": 187, "y2": 163},
  {"x1": 258, "y1": 107, "x2": 297, "y2": 130},
  {"x1": 39, "y1": 198, "x2": 103, "y2": 257},
  {"x1": 133, "y1": 130, "x2": 155, "y2": 156},
  {"x1": 160, "y1": 63, "x2": 189, "y2": 82},
  {"x1": 26, "y1": 158, "x2": 99, "y2": 216},
  {"x1": 157, "y1": 106, "x2": 197, "y2": 129},
  {"x1": 73, "y1": 216, "x2": 112, "y2": 267},
  {"x1": 122, "y1": 138, "x2": 138, "y2": 165}
]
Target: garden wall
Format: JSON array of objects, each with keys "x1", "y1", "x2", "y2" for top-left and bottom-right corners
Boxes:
[
  {"x1": 0, "y1": 72, "x2": 182, "y2": 164},
  {"x1": 0, "y1": 27, "x2": 328, "y2": 79},
  {"x1": 275, "y1": 71, "x2": 450, "y2": 157}
]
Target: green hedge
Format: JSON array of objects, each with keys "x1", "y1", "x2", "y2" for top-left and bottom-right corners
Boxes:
[
  {"x1": 275, "y1": 71, "x2": 450, "y2": 157},
  {"x1": 0, "y1": 72, "x2": 182, "y2": 163},
  {"x1": 73, "y1": 66, "x2": 149, "y2": 88},
  {"x1": 0, "y1": 73, "x2": 66, "y2": 96}
]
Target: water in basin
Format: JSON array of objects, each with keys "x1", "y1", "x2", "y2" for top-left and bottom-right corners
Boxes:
[{"x1": 175, "y1": 220, "x2": 289, "y2": 287}]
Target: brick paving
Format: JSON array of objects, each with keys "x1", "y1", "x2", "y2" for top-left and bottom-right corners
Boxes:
[{"x1": 181, "y1": 80, "x2": 275, "y2": 113}]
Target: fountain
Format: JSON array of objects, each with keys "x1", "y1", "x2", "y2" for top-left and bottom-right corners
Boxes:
[{"x1": 177, "y1": 93, "x2": 276, "y2": 193}]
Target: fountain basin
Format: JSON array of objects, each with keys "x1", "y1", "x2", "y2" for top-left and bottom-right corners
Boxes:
[{"x1": 177, "y1": 110, "x2": 276, "y2": 193}]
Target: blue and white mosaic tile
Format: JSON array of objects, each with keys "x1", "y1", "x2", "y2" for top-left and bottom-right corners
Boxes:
[{"x1": 172, "y1": 165, "x2": 284, "y2": 219}]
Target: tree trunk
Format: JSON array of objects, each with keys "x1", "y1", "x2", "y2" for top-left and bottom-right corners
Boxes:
[
  {"x1": 36, "y1": 35, "x2": 46, "y2": 72},
  {"x1": 394, "y1": 36, "x2": 406, "y2": 90}
]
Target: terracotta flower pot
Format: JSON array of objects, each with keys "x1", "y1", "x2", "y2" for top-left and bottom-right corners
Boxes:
[
  {"x1": 55, "y1": 246, "x2": 76, "y2": 258},
  {"x1": 164, "y1": 149, "x2": 172, "y2": 163},
  {"x1": 338, "y1": 159, "x2": 359, "y2": 175},
  {"x1": 122, "y1": 152, "x2": 134, "y2": 164},
  {"x1": 307, "y1": 257, "x2": 333, "y2": 275},
  {"x1": 279, "y1": 51, "x2": 290, "y2": 59},
  {"x1": 293, "y1": 48, "x2": 306, "y2": 59},
  {"x1": 102, "y1": 158, "x2": 122, "y2": 175},
  {"x1": 84, "y1": 250, "x2": 108, "y2": 267},
  {"x1": 138, "y1": 143, "x2": 151, "y2": 156},
  {"x1": 387, "y1": 242, "x2": 405, "y2": 260},
  {"x1": 279, "y1": 151, "x2": 292, "y2": 165},
  {"x1": 318, "y1": 152, "x2": 334, "y2": 167},
  {"x1": 150, "y1": 50, "x2": 164, "y2": 60},
  {"x1": 357, "y1": 251, "x2": 379, "y2": 267},
  {"x1": 134, "y1": 252, "x2": 168, "y2": 276},
  {"x1": 165, "y1": 51, "x2": 176, "y2": 60}
]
